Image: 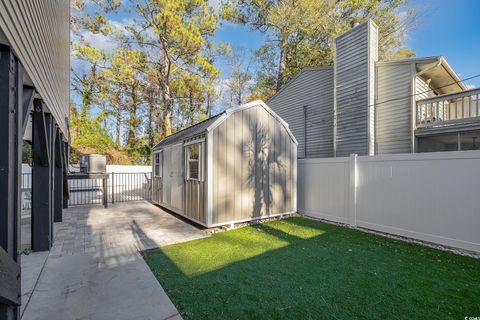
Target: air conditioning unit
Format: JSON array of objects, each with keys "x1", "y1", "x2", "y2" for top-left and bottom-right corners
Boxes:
[{"x1": 80, "y1": 154, "x2": 106, "y2": 174}]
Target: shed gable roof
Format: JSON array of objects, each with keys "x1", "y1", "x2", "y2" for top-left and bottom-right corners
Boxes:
[
  {"x1": 153, "y1": 113, "x2": 223, "y2": 149},
  {"x1": 153, "y1": 100, "x2": 298, "y2": 149},
  {"x1": 207, "y1": 100, "x2": 298, "y2": 145}
]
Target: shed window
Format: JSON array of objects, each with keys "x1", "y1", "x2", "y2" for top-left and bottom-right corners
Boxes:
[
  {"x1": 186, "y1": 142, "x2": 202, "y2": 180},
  {"x1": 153, "y1": 151, "x2": 162, "y2": 177}
]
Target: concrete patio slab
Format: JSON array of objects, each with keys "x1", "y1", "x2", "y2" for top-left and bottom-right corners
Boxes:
[
  {"x1": 20, "y1": 251, "x2": 49, "y2": 317},
  {"x1": 21, "y1": 201, "x2": 208, "y2": 320}
]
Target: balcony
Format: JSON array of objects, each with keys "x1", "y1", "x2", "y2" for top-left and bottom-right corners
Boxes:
[{"x1": 416, "y1": 88, "x2": 480, "y2": 130}]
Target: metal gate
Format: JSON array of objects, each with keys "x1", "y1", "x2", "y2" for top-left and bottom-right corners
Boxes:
[{"x1": 22, "y1": 172, "x2": 152, "y2": 207}]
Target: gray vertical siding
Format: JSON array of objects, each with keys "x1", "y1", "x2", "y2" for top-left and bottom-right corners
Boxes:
[
  {"x1": 268, "y1": 68, "x2": 334, "y2": 158},
  {"x1": 212, "y1": 106, "x2": 296, "y2": 225},
  {"x1": 152, "y1": 176, "x2": 163, "y2": 204},
  {"x1": 375, "y1": 63, "x2": 414, "y2": 154},
  {"x1": 184, "y1": 180, "x2": 205, "y2": 224},
  {"x1": 334, "y1": 21, "x2": 378, "y2": 157},
  {"x1": 0, "y1": 0, "x2": 69, "y2": 134}
]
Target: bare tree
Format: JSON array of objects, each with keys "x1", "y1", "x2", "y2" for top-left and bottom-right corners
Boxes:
[{"x1": 226, "y1": 47, "x2": 253, "y2": 107}]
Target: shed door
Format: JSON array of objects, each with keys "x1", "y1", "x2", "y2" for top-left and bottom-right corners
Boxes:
[{"x1": 162, "y1": 143, "x2": 184, "y2": 211}]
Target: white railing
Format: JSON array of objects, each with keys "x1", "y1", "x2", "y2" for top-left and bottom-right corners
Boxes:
[{"x1": 416, "y1": 88, "x2": 480, "y2": 129}]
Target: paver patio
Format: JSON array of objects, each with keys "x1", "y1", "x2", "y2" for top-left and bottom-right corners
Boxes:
[{"x1": 21, "y1": 201, "x2": 207, "y2": 320}]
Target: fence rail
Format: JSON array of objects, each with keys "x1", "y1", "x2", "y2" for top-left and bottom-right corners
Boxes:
[{"x1": 21, "y1": 172, "x2": 151, "y2": 209}]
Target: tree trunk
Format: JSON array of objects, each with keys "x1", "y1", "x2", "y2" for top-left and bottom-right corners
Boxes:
[
  {"x1": 236, "y1": 86, "x2": 242, "y2": 106},
  {"x1": 127, "y1": 108, "x2": 137, "y2": 147},
  {"x1": 81, "y1": 62, "x2": 97, "y2": 119},
  {"x1": 189, "y1": 89, "x2": 195, "y2": 125},
  {"x1": 147, "y1": 102, "x2": 154, "y2": 147},
  {"x1": 276, "y1": 38, "x2": 287, "y2": 91},
  {"x1": 206, "y1": 92, "x2": 211, "y2": 117},
  {"x1": 115, "y1": 108, "x2": 121, "y2": 146},
  {"x1": 127, "y1": 88, "x2": 138, "y2": 147},
  {"x1": 162, "y1": 83, "x2": 173, "y2": 137}
]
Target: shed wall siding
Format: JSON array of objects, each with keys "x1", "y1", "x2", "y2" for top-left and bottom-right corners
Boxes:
[
  {"x1": 0, "y1": 0, "x2": 70, "y2": 134},
  {"x1": 334, "y1": 21, "x2": 378, "y2": 157},
  {"x1": 375, "y1": 63, "x2": 413, "y2": 154},
  {"x1": 268, "y1": 68, "x2": 334, "y2": 158},
  {"x1": 212, "y1": 107, "x2": 296, "y2": 225}
]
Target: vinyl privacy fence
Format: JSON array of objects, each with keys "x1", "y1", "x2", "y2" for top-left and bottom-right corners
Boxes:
[{"x1": 298, "y1": 151, "x2": 480, "y2": 253}]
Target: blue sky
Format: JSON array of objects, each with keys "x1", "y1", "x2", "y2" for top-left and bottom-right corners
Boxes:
[
  {"x1": 406, "y1": 0, "x2": 480, "y2": 87},
  {"x1": 76, "y1": 0, "x2": 480, "y2": 123},
  {"x1": 77, "y1": 0, "x2": 480, "y2": 87},
  {"x1": 212, "y1": 0, "x2": 480, "y2": 88}
]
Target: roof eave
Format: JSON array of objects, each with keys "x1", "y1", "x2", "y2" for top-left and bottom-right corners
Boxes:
[{"x1": 438, "y1": 56, "x2": 467, "y2": 91}]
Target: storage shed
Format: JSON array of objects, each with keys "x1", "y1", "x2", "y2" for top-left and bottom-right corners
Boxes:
[{"x1": 152, "y1": 100, "x2": 297, "y2": 227}]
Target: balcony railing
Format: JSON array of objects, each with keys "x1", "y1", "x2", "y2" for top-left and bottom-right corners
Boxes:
[{"x1": 416, "y1": 88, "x2": 480, "y2": 129}]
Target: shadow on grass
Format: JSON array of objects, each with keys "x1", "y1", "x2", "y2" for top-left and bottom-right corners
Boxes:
[{"x1": 144, "y1": 217, "x2": 480, "y2": 320}]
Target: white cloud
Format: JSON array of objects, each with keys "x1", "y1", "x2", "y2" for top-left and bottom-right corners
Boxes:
[
  {"x1": 465, "y1": 84, "x2": 476, "y2": 90},
  {"x1": 72, "y1": 17, "x2": 137, "y2": 54},
  {"x1": 80, "y1": 31, "x2": 119, "y2": 52}
]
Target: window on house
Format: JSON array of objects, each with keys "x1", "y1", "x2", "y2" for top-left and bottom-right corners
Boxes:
[
  {"x1": 154, "y1": 151, "x2": 162, "y2": 177},
  {"x1": 186, "y1": 142, "x2": 202, "y2": 180}
]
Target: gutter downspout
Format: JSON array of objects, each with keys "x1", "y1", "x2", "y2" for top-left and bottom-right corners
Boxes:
[{"x1": 411, "y1": 58, "x2": 442, "y2": 153}]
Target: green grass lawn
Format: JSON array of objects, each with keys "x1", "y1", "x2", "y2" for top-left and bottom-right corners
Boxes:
[{"x1": 143, "y1": 217, "x2": 480, "y2": 320}]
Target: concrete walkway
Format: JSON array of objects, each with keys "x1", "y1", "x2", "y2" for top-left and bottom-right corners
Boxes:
[{"x1": 21, "y1": 201, "x2": 208, "y2": 320}]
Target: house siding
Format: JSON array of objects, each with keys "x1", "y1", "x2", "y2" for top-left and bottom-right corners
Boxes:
[
  {"x1": 416, "y1": 76, "x2": 432, "y2": 100},
  {"x1": 368, "y1": 23, "x2": 378, "y2": 155},
  {"x1": 375, "y1": 63, "x2": 413, "y2": 154},
  {"x1": 268, "y1": 68, "x2": 334, "y2": 158},
  {"x1": 334, "y1": 20, "x2": 378, "y2": 157},
  {"x1": 212, "y1": 106, "x2": 296, "y2": 225},
  {"x1": 0, "y1": 0, "x2": 69, "y2": 134}
]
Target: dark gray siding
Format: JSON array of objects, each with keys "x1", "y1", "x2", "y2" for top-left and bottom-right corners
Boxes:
[
  {"x1": 375, "y1": 63, "x2": 413, "y2": 154},
  {"x1": 268, "y1": 68, "x2": 334, "y2": 158},
  {"x1": 0, "y1": 0, "x2": 70, "y2": 134},
  {"x1": 334, "y1": 21, "x2": 378, "y2": 157},
  {"x1": 211, "y1": 106, "x2": 296, "y2": 225}
]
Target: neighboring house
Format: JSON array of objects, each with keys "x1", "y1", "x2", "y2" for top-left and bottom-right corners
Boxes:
[
  {"x1": 152, "y1": 101, "x2": 297, "y2": 227},
  {"x1": 0, "y1": 1, "x2": 70, "y2": 318},
  {"x1": 268, "y1": 20, "x2": 479, "y2": 158}
]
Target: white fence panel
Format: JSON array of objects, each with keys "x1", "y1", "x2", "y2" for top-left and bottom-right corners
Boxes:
[
  {"x1": 298, "y1": 151, "x2": 480, "y2": 253},
  {"x1": 355, "y1": 152, "x2": 480, "y2": 252},
  {"x1": 298, "y1": 157, "x2": 351, "y2": 224}
]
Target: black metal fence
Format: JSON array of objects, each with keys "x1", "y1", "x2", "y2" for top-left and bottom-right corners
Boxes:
[
  {"x1": 111, "y1": 172, "x2": 152, "y2": 203},
  {"x1": 21, "y1": 172, "x2": 152, "y2": 208}
]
